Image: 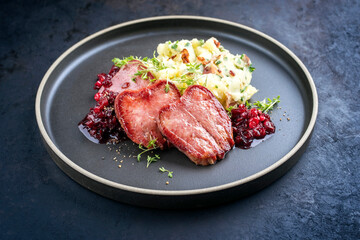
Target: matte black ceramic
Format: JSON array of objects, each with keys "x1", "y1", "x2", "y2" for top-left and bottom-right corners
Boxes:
[{"x1": 36, "y1": 16, "x2": 318, "y2": 208}]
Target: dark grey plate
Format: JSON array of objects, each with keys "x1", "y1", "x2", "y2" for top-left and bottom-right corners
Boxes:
[{"x1": 36, "y1": 16, "x2": 317, "y2": 208}]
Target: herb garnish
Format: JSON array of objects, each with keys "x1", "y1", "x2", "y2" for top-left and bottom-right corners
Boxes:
[
  {"x1": 137, "y1": 137, "x2": 158, "y2": 162},
  {"x1": 171, "y1": 40, "x2": 179, "y2": 50},
  {"x1": 225, "y1": 105, "x2": 236, "y2": 117},
  {"x1": 112, "y1": 56, "x2": 139, "y2": 68},
  {"x1": 159, "y1": 167, "x2": 173, "y2": 178},
  {"x1": 249, "y1": 64, "x2": 255, "y2": 72},
  {"x1": 146, "y1": 154, "x2": 160, "y2": 168},
  {"x1": 240, "y1": 85, "x2": 248, "y2": 93},
  {"x1": 246, "y1": 96, "x2": 280, "y2": 113},
  {"x1": 186, "y1": 62, "x2": 201, "y2": 74},
  {"x1": 164, "y1": 82, "x2": 170, "y2": 93}
]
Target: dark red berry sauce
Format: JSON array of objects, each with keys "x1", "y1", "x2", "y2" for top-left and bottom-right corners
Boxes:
[
  {"x1": 78, "y1": 65, "x2": 127, "y2": 144},
  {"x1": 231, "y1": 104, "x2": 276, "y2": 149}
]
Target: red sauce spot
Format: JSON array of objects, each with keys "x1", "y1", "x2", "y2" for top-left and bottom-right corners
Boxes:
[{"x1": 229, "y1": 70, "x2": 235, "y2": 77}]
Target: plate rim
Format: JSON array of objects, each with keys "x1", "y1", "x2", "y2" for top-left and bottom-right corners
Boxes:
[{"x1": 35, "y1": 15, "x2": 318, "y2": 196}]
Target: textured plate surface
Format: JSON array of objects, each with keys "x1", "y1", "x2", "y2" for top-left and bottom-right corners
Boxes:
[{"x1": 36, "y1": 16, "x2": 317, "y2": 208}]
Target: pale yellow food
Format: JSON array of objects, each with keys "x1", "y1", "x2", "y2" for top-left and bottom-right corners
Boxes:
[{"x1": 145, "y1": 37, "x2": 257, "y2": 107}]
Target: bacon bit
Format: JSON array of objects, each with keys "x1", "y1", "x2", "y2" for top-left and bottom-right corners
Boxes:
[
  {"x1": 181, "y1": 49, "x2": 190, "y2": 63},
  {"x1": 203, "y1": 63, "x2": 217, "y2": 74},
  {"x1": 214, "y1": 39, "x2": 221, "y2": 48},
  {"x1": 203, "y1": 62, "x2": 224, "y2": 77},
  {"x1": 242, "y1": 54, "x2": 251, "y2": 66},
  {"x1": 170, "y1": 55, "x2": 177, "y2": 60},
  {"x1": 229, "y1": 70, "x2": 235, "y2": 77},
  {"x1": 197, "y1": 56, "x2": 205, "y2": 62},
  {"x1": 197, "y1": 56, "x2": 209, "y2": 65}
]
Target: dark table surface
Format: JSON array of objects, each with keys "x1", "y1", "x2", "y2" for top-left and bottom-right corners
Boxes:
[{"x1": 1, "y1": 0, "x2": 359, "y2": 239}]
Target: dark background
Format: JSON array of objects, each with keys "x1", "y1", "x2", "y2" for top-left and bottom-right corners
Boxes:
[{"x1": 1, "y1": 0, "x2": 359, "y2": 239}]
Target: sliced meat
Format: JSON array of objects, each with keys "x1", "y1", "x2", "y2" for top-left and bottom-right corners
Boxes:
[
  {"x1": 115, "y1": 80, "x2": 180, "y2": 149},
  {"x1": 181, "y1": 86, "x2": 234, "y2": 153},
  {"x1": 99, "y1": 60, "x2": 153, "y2": 95},
  {"x1": 158, "y1": 103, "x2": 223, "y2": 165},
  {"x1": 158, "y1": 85, "x2": 234, "y2": 165}
]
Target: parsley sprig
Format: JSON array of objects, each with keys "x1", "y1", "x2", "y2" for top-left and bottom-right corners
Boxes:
[{"x1": 159, "y1": 167, "x2": 173, "y2": 178}]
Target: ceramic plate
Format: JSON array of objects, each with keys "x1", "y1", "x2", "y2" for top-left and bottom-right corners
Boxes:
[{"x1": 36, "y1": 16, "x2": 318, "y2": 208}]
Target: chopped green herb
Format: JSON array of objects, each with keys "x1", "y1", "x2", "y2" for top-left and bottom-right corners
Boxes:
[
  {"x1": 165, "y1": 83, "x2": 170, "y2": 93},
  {"x1": 240, "y1": 54, "x2": 244, "y2": 59},
  {"x1": 215, "y1": 60, "x2": 222, "y2": 65},
  {"x1": 225, "y1": 105, "x2": 236, "y2": 117},
  {"x1": 185, "y1": 42, "x2": 190, "y2": 47},
  {"x1": 249, "y1": 64, "x2": 255, "y2": 72},
  {"x1": 215, "y1": 85, "x2": 218, "y2": 88},
  {"x1": 146, "y1": 154, "x2": 160, "y2": 168},
  {"x1": 159, "y1": 167, "x2": 173, "y2": 178},
  {"x1": 171, "y1": 40, "x2": 179, "y2": 50},
  {"x1": 199, "y1": 39, "x2": 205, "y2": 45},
  {"x1": 240, "y1": 85, "x2": 248, "y2": 93}
]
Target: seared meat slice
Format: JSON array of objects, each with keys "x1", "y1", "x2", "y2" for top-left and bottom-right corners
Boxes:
[
  {"x1": 181, "y1": 86, "x2": 234, "y2": 153},
  {"x1": 158, "y1": 85, "x2": 234, "y2": 165},
  {"x1": 115, "y1": 80, "x2": 180, "y2": 149},
  {"x1": 99, "y1": 60, "x2": 153, "y2": 95},
  {"x1": 158, "y1": 103, "x2": 223, "y2": 165}
]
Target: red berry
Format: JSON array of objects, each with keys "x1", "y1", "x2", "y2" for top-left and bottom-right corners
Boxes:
[
  {"x1": 95, "y1": 80, "x2": 102, "y2": 88},
  {"x1": 259, "y1": 127, "x2": 266, "y2": 138},
  {"x1": 94, "y1": 93, "x2": 101, "y2": 101},
  {"x1": 230, "y1": 105, "x2": 276, "y2": 149},
  {"x1": 97, "y1": 74, "x2": 106, "y2": 82},
  {"x1": 250, "y1": 108, "x2": 258, "y2": 118},
  {"x1": 93, "y1": 107, "x2": 101, "y2": 113},
  {"x1": 259, "y1": 114, "x2": 266, "y2": 122}
]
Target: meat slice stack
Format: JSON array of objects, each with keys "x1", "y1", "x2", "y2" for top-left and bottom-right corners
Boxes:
[
  {"x1": 158, "y1": 85, "x2": 234, "y2": 165},
  {"x1": 115, "y1": 80, "x2": 181, "y2": 149}
]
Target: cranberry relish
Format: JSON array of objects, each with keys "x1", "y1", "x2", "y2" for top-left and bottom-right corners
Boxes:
[
  {"x1": 231, "y1": 104, "x2": 275, "y2": 149},
  {"x1": 78, "y1": 65, "x2": 127, "y2": 144}
]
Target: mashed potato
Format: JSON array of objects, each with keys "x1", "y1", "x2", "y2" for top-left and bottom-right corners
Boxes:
[{"x1": 144, "y1": 37, "x2": 257, "y2": 107}]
